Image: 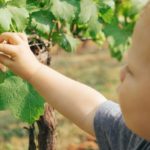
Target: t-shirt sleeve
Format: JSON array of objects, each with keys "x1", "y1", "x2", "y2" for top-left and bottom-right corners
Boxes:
[{"x1": 93, "y1": 100, "x2": 149, "y2": 150}]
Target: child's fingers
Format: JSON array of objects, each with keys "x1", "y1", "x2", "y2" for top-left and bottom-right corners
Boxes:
[
  {"x1": 0, "y1": 44, "x2": 17, "y2": 57},
  {"x1": 0, "y1": 54, "x2": 13, "y2": 67},
  {"x1": 0, "y1": 32, "x2": 23, "y2": 45},
  {"x1": 18, "y1": 33, "x2": 28, "y2": 42}
]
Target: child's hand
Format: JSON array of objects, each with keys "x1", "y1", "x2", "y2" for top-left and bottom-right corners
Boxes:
[{"x1": 0, "y1": 32, "x2": 41, "y2": 81}]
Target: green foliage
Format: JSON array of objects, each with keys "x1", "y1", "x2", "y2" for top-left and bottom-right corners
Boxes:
[
  {"x1": 50, "y1": 0, "x2": 79, "y2": 22},
  {"x1": 0, "y1": 0, "x2": 148, "y2": 124},
  {"x1": 0, "y1": 5, "x2": 28, "y2": 32},
  {"x1": 103, "y1": 17, "x2": 133, "y2": 60},
  {"x1": 0, "y1": 0, "x2": 146, "y2": 58},
  {"x1": 0, "y1": 71, "x2": 44, "y2": 124},
  {"x1": 30, "y1": 10, "x2": 54, "y2": 38},
  {"x1": 0, "y1": 0, "x2": 147, "y2": 58},
  {"x1": 52, "y1": 32, "x2": 78, "y2": 52},
  {"x1": 98, "y1": 0, "x2": 115, "y2": 24}
]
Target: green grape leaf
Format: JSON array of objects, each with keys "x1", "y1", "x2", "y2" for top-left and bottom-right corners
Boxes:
[
  {"x1": 89, "y1": 20, "x2": 102, "y2": 34},
  {"x1": 79, "y1": 0, "x2": 101, "y2": 33},
  {"x1": 103, "y1": 17, "x2": 133, "y2": 60},
  {"x1": 50, "y1": 0, "x2": 79, "y2": 22},
  {"x1": 8, "y1": 6, "x2": 29, "y2": 31},
  {"x1": 0, "y1": 71, "x2": 45, "y2": 124},
  {"x1": 0, "y1": 70, "x2": 17, "y2": 84},
  {"x1": 26, "y1": 0, "x2": 50, "y2": 13},
  {"x1": 26, "y1": 0, "x2": 40, "y2": 12},
  {"x1": 92, "y1": 31, "x2": 106, "y2": 46},
  {"x1": 0, "y1": 6, "x2": 28, "y2": 32},
  {"x1": 118, "y1": 0, "x2": 148, "y2": 17},
  {"x1": 104, "y1": 18, "x2": 131, "y2": 45},
  {"x1": 52, "y1": 32, "x2": 78, "y2": 52},
  {"x1": 98, "y1": 0, "x2": 115, "y2": 23},
  {"x1": 79, "y1": 0, "x2": 98, "y2": 23},
  {"x1": 7, "y1": 0, "x2": 27, "y2": 7},
  {"x1": 0, "y1": 0, "x2": 10, "y2": 4},
  {"x1": 65, "y1": 34, "x2": 79, "y2": 52},
  {"x1": 30, "y1": 10, "x2": 55, "y2": 38},
  {"x1": 0, "y1": 72, "x2": 7, "y2": 84},
  {"x1": 0, "y1": 71, "x2": 15, "y2": 110},
  {"x1": 0, "y1": 7, "x2": 12, "y2": 32}
]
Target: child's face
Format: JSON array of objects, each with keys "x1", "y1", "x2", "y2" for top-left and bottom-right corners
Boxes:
[{"x1": 118, "y1": 5, "x2": 150, "y2": 140}]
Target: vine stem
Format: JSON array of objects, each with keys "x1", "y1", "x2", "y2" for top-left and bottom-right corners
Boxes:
[
  {"x1": 10, "y1": 23, "x2": 17, "y2": 32},
  {"x1": 28, "y1": 35, "x2": 56, "y2": 150},
  {"x1": 24, "y1": 125, "x2": 36, "y2": 150},
  {"x1": 37, "y1": 104, "x2": 56, "y2": 150}
]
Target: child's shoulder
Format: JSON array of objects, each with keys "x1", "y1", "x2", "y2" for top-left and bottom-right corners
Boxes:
[{"x1": 94, "y1": 100, "x2": 150, "y2": 150}]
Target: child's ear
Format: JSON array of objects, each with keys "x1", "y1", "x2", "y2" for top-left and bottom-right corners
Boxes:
[{"x1": 0, "y1": 63, "x2": 7, "y2": 72}]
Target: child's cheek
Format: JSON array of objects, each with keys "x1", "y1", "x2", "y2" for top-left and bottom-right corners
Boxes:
[
  {"x1": 118, "y1": 76, "x2": 130, "y2": 103},
  {"x1": 117, "y1": 77, "x2": 136, "y2": 120}
]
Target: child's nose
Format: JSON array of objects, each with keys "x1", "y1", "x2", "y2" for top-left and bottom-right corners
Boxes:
[{"x1": 120, "y1": 65, "x2": 127, "y2": 82}]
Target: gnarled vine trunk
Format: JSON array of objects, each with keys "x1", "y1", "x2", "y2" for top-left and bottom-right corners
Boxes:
[
  {"x1": 27, "y1": 35, "x2": 56, "y2": 150},
  {"x1": 37, "y1": 104, "x2": 56, "y2": 150}
]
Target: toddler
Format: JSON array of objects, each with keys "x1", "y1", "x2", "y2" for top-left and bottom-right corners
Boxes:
[{"x1": 0, "y1": 2, "x2": 150, "y2": 150}]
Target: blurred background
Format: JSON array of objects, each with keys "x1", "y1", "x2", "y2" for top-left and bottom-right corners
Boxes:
[{"x1": 0, "y1": 41, "x2": 123, "y2": 150}]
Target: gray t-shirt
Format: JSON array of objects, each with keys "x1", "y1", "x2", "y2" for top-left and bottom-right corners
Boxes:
[{"x1": 94, "y1": 101, "x2": 150, "y2": 150}]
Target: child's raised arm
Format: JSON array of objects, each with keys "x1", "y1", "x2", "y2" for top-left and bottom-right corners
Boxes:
[{"x1": 0, "y1": 32, "x2": 107, "y2": 136}]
